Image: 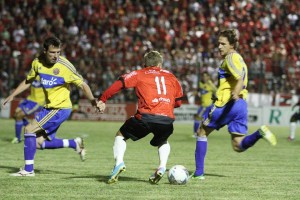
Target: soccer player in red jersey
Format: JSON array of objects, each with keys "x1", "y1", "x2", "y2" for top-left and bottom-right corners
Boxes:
[{"x1": 96, "y1": 50, "x2": 183, "y2": 184}]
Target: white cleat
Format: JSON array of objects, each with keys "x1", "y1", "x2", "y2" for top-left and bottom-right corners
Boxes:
[
  {"x1": 10, "y1": 169, "x2": 35, "y2": 177},
  {"x1": 75, "y1": 137, "x2": 86, "y2": 161}
]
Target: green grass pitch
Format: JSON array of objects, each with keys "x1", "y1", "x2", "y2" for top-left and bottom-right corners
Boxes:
[{"x1": 0, "y1": 119, "x2": 299, "y2": 200}]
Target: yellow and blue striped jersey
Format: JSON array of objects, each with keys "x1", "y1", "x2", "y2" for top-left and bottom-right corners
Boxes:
[
  {"x1": 215, "y1": 52, "x2": 248, "y2": 107},
  {"x1": 26, "y1": 56, "x2": 84, "y2": 109},
  {"x1": 27, "y1": 76, "x2": 45, "y2": 106}
]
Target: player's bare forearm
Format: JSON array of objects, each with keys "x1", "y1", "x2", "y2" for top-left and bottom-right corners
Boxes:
[
  {"x1": 80, "y1": 82, "x2": 99, "y2": 110},
  {"x1": 2, "y1": 80, "x2": 31, "y2": 107}
]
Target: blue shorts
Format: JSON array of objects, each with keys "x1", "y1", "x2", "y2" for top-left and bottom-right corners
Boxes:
[
  {"x1": 35, "y1": 108, "x2": 72, "y2": 140},
  {"x1": 202, "y1": 99, "x2": 248, "y2": 135},
  {"x1": 18, "y1": 99, "x2": 42, "y2": 116},
  {"x1": 196, "y1": 104, "x2": 212, "y2": 116}
]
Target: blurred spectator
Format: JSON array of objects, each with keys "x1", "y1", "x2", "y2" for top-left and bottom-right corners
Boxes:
[{"x1": 0, "y1": 0, "x2": 298, "y2": 102}]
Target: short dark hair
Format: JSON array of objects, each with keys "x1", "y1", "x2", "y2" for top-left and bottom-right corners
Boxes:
[
  {"x1": 143, "y1": 50, "x2": 163, "y2": 67},
  {"x1": 43, "y1": 36, "x2": 61, "y2": 50},
  {"x1": 219, "y1": 29, "x2": 239, "y2": 49}
]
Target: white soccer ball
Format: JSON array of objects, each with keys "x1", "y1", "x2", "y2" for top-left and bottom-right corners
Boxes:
[{"x1": 167, "y1": 165, "x2": 189, "y2": 185}]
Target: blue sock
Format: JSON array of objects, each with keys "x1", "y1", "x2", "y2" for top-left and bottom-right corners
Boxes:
[
  {"x1": 195, "y1": 136, "x2": 207, "y2": 176},
  {"x1": 15, "y1": 120, "x2": 23, "y2": 141},
  {"x1": 240, "y1": 130, "x2": 262, "y2": 150},
  {"x1": 24, "y1": 133, "x2": 36, "y2": 172},
  {"x1": 23, "y1": 118, "x2": 29, "y2": 126},
  {"x1": 42, "y1": 138, "x2": 76, "y2": 150},
  {"x1": 194, "y1": 120, "x2": 200, "y2": 133}
]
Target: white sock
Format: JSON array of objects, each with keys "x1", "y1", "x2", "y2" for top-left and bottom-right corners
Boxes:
[
  {"x1": 290, "y1": 122, "x2": 297, "y2": 139},
  {"x1": 113, "y1": 136, "x2": 126, "y2": 166},
  {"x1": 158, "y1": 142, "x2": 170, "y2": 169}
]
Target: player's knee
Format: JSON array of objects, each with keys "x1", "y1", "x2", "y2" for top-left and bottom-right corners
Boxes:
[
  {"x1": 36, "y1": 137, "x2": 45, "y2": 149},
  {"x1": 14, "y1": 110, "x2": 25, "y2": 120},
  {"x1": 150, "y1": 139, "x2": 166, "y2": 147}
]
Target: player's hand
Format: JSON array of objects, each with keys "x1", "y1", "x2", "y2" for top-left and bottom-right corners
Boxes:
[
  {"x1": 90, "y1": 99, "x2": 101, "y2": 113},
  {"x1": 96, "y1": 100, "x2": 106, "y2": 114},
  {"x1": 1, "y1": 96, "x2": 14, "y2": 109}
]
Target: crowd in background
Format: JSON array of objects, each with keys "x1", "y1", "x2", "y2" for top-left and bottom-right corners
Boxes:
[{"x1": 0, "y1": 0, "x2": 299, "y2": 103}]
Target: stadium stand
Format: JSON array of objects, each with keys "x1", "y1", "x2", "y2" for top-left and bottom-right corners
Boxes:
[{"x1": 0, "y1": 0, "x2": 299, "y2": 102}]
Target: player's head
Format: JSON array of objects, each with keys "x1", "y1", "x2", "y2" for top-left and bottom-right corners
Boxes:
[
  {"x1": 218, "y1": 29, "x2": 239, "y2": 57},
  {"x1": 143, "y1": 50, "x2": 163, "y2": 68},
  {"x1": 202, "y1": 72, "x2": 211, "y2": 82},
  {"x1": 43, "y1": 36, "x2": 62, "y2": 65}
]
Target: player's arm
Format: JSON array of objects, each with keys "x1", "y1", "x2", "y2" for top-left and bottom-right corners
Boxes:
[
  {"x1": 96, "y1": 80, "x2": 124, "y2": 113},
  {"x1": 231, "y1": 78, "x2": 243, "y2": 100},
  {"x1": 99, "y1": 80, "x2": 123, "y2": 103},
  {"x1": 174, "y1": 97, "x2": 183, "y2": 108},
  {"x1": 2, "y1": 79, "x2": 32, "y2": 108},
  {"x1": 79, "y1": 81, "x2": 97, "y2": 107},
  {"x1": 174, "y1": 79, "x2": 184, "y2": 108}
]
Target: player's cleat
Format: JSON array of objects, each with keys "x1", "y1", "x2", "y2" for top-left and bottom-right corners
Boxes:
[
  {"x1": 75, "y1": 137, "x2": 86, "y2": 161},
  {"x1": 11, "y1": 137, "x2": 21, "y2": 144},
  {"x1": 190, "y1": 172, "x2": 205, "y2": 180},
  {"x1": 287, "y1": 136, "x2": 294, "y2": 141},
  {"x1": 259, "y1": 125, "x2": 277, "y2": 146},
  {"x1": 10, "y1": 168, "x2": 35, "y2": 177},
  {"x1": 107, "y1": 162, "x2": 126, "y2": 184},
  {"x1": 149, "y1": 167, "x2": 166, "y2": 184}
]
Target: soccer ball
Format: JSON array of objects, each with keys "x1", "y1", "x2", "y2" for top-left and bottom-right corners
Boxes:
[{"x1": 167, "y1": 165, "x2": 189, "y2": 185}]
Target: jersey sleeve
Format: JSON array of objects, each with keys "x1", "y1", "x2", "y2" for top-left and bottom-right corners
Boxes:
[
  {"x1": 61, "y1": 57, "x2": 84, "y2": 87},
  {"x1": 122, "y1": 70, "x2": 139, "y2": 88},
  {"x1": 26, "y1": 59, "x2": 39, "y2": 82},
  {"x1": 226, "y1": 53, "x2": 246, "y2": 80}
]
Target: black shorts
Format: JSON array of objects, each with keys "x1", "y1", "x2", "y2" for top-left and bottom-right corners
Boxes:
[
  {"x1": 120, "y1": 116, "x2": 174, "y2": 147},
  {"x1": 290, "y1": 112, "x2": 300, "y2": 122}
]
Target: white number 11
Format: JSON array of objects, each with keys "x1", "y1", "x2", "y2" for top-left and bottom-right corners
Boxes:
[{"x1": 155, "y1": 76, "x2": 167, "y2": 95}]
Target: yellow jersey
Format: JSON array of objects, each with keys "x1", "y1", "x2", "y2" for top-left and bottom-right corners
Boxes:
[
  {"x1": 26, "y1": 56, "x2": 84, "y2": 109},
  {"x1": 215, "y1": 52, "x2": 248, "y2": 107},
  {"x1": 199, "y1": 81, "x2": 216, "y2": 107},
  {"x1": 26, "y1": 76, "x2": 45, "y2": 106}
]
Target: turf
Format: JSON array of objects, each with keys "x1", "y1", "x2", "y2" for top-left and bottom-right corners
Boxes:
[{"x1": 0, "y1": 119, "x2": 299, "y2": 200}]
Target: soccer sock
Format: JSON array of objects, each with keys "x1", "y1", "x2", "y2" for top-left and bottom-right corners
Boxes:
[
  {"x1": 23, "y1": 118, "x2": 29, "y2": 126},
  {"x1": 194, "y1": 120, "x2": 200, "y2": 133},
  {"x1": 195, "y1": 136, "x2": 207, "y2": 176},
  {"x1": 158, "y1": 142, "x2": 170, "y2": 169},
  {"x1": 41, "y1": 138, "x2": 76, "y2": 150},
  {"x1": 290, "y1": 122, "x2": 296, "y2": 139},
  {"x1": 24, "y1": 133, "x2": 36, "y2": 172},
  {"x1": 15, "y1": 120, "x2": 23, "y2": 141},
  {"x1": 113, "y1": 136, "x2": 126, "y2": 166},
  {"x1": 240, "y1": 130, "x2": 262, "y2": 150}
]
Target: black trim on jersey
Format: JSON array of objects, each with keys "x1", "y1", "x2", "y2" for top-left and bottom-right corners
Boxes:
[
  {"x1": 175, "y1": 96, "x2": 185, "y2": 101},
  {"x1": 118, "y1": 77, "x2": 126, "y2": 89}
]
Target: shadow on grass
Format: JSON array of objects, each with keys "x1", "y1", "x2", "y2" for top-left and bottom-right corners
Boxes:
[
  {"x1": 0, "y1": 165, "x2": 76, "y2": 175},
  {"x1": 64, "y1": 174, "x2": 140, "y2": 184}
]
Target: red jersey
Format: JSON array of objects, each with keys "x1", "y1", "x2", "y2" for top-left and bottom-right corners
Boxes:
[{"x1": 100, "y1": 67, "x2": 183, "y2": 119}]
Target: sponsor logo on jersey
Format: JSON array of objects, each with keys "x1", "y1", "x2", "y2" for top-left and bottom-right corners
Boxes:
[
  {"x1": 152, "y1": 97, "x2": 171, "y2": 103},
  {"x1": 53, "y1": 68, "x2": 60, "y2": 75},
  {"x1": 41, "y1": 77, "x2": 58, "y2": 86}
]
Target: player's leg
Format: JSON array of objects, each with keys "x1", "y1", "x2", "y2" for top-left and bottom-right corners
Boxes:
[
  {"x1": 108, "y1": 117, "x2": 149, "y2": 184},
  {"x1": 34, "y1": 108, "x2": 86, "y2": 160},
  {"x1": 107, "y1": 131, "x2": 127, "y2": 184},
  {"x1": 192, "y1": 104, "x2": 216, "y2": 180},
  {"x1": 288, "y1": 113, "x2": 298, "y2": 141},
  {"x1": 12, "y1": 107, "x2": 26, "y2": 143},
  {"x1": 10, "y1": 119, "x2": 42, "y2": 176},
  {"x1": 192, "y1": 125, "x2": 214, "y2": 180},
  {"x1": 149, "y1": 123, "x2": 173, "y2": 184}
]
